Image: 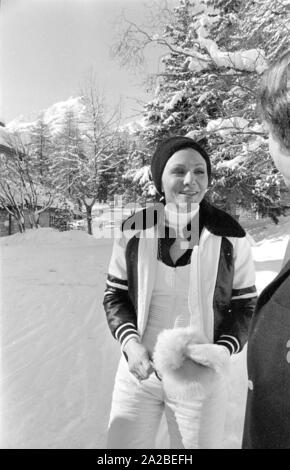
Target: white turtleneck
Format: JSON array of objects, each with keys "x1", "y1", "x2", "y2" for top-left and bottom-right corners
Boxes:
[{"x1": 164, "y1": 203, "x2": 200, "y2": 236}]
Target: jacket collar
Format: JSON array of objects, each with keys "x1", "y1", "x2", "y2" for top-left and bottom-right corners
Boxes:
[{"x1": 199, "y1": 200, "x2": 245, "y2": 238}]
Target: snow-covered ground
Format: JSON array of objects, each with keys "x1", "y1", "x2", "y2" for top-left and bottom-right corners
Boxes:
[{"x1": 1, "y1": 217, "x2": 289, "y2": 449}]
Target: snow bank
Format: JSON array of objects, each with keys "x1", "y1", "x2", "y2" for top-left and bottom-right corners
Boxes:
[
  {"x1": 0, "y1": 227, "x2": 99, "y2": 247},
  {"x1": 1, "y1": 228, "x2": 118, "y2": 449}
]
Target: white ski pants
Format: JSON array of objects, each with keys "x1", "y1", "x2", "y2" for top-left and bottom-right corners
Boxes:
[{"x1": 107, "y1": 356, "x2": 228, "y2": 449}]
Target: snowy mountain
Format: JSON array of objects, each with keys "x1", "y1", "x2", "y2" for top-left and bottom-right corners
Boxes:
[{"x1": 6, "y1": 97, "x2": 87, "y2": 139}]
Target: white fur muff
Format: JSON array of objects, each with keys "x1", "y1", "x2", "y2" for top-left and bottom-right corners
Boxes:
[{"x1": 153, "y1": 327, "x2": 230, "y2": 401}]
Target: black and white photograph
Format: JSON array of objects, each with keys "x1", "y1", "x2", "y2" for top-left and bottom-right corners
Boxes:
[{"x1": 1, "y1": 0, "x2": 290, "y2": 451}]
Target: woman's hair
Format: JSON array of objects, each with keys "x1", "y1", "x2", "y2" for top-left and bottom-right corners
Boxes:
[{"x1": 259, "y1": 49, "x2": 290, "y2": 152}]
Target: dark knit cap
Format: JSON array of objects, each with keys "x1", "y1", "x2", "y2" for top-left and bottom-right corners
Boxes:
[{"x1": 150, "y1": 136, "x2": 211, "y2": 195}]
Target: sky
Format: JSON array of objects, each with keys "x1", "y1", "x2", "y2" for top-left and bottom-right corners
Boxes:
[{"x1": 1, "y1": 0, "x2": 169, "y2": 125}]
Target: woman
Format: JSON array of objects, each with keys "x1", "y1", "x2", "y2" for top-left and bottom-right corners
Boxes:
[
  {"x1": 242, "y1": 50, "x2": 290, "y2": 449},
  {"x1": 104, "y1": 135, "x2": 257, "y2": 449}
]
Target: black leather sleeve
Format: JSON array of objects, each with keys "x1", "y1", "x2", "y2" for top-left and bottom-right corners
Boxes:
[
  {"x1": 103, "y1": 284, "x2": 138, "y2": 344},
  {"x1": 216, "y1": 297, "x2": 257, "y2": 353}
]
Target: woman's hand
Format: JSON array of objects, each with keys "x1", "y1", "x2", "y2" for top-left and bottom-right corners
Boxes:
[{"x1": 123, "y1": 338, "x2": 154, "y2": 381}]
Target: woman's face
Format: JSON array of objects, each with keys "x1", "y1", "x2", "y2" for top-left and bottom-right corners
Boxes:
[
  {"x1": 268, "y1": 132, "x2": 290, "y2": 187},
  {"x1": 161, "y1": 148, "x2": 208, "y2": 210}
]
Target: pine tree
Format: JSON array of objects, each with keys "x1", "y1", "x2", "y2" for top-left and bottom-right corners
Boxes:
[
  {"x1": 50, "y1": 90, "x2": 125, "y2": 234},
  {"x1": 51, "y1": 108, "x2": 83, "y2": 201},
  {"x1": 29, "y1": 113, "x2": 52, "y2": 182}
]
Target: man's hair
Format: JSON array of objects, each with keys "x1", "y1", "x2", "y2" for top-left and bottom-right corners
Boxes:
[{"x1": 259, "y1": 49, "x2": 290, "y2": 152}]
